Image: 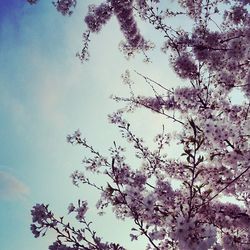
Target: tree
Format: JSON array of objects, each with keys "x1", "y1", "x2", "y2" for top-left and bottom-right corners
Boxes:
[{"x1": 28, "y1": 0, "x2": 250, "y2": 249}]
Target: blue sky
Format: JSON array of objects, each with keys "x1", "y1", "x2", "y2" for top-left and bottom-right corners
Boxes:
[{"x1": 0, "y1": 1, "x2": 183, "y2": 249}]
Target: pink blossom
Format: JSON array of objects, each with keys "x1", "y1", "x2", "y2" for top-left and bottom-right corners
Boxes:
[
  {"x1": 29, "y1": 0, "x2": 250, "y2": 249},
  {"x1": 52, "y1": 0, "x2": 77, "y2": 16}
]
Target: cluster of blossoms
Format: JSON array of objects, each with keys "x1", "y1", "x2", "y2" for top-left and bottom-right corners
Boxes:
[
  {"x1": 30, "y1": 203, "x2": 125, "y2": 250},
  {"x1": 111, "y1": 0, "x2": 145, "y2": 48},
  {"x1": 84, "y1": 0, "x2": 146, "y2": 55},
  {"x1": 52, "y1": 0, "x2": 77, "y2": 16},
  {"x1": 173, "y1": 54, "x2": 197, "y2": 80},
  {"x1": 28, "y1": 0, "x2": 77, "y2": 15},
  {"x1": 178, "y1": 0, "x2": 202, "y2": 20},
  {"x1": 171, "y1": 216, "x2": 217, "y2": 250},
  {"x1": 68, "y1": 201, "x2": 88, "y2": 221},
  {"x1": 28, "y1": 0, "x2": 250, "y2": 249},
  {"x1": 224, "y1": 4, "x2": 249, "y2": 25},
  {"x1": 84, "y1": 3, "x2": 113, "y2": 33}
]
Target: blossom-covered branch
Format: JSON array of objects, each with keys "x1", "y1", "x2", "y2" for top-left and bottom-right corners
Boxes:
[{"x1": 28, "y1": 0, "x2": 250, "y2": 249}]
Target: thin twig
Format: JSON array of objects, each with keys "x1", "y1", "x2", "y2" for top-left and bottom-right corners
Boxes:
[{"x1": 134, "y1": 70, "x2": 174, "y2": 94}]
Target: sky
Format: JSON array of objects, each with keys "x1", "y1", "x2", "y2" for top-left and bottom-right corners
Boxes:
[
  {"x1": 0, "y1": 1, "x2": 185, "y2": 250},
  {"x1": 0, "y1": 1, "x2": 246, "y2": 250}
]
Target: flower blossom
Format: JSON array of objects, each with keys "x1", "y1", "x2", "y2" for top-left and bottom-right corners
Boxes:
[
  {"x1": 53, "y1": 0, "x2": 77, "y2": 16},
  {"x1": 84, "y1": 3, "x2": 113, "y2": 33}
]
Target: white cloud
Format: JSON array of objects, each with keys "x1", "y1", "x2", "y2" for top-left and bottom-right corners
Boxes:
[{"x1": 0, "y1": 170, "x2": 30, "y2": 201}]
